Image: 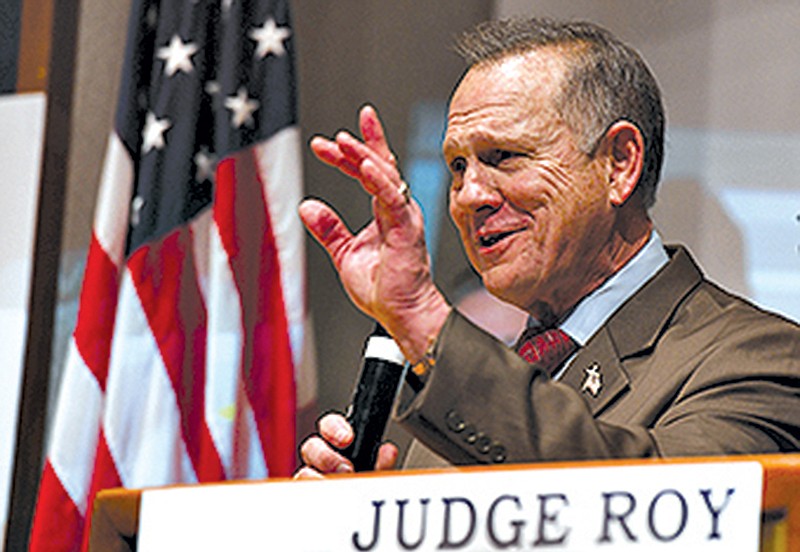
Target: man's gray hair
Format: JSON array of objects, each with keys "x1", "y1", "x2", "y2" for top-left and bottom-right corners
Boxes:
[{"x1": 455, "y1": 17, "x2": 665, "y2": 208}]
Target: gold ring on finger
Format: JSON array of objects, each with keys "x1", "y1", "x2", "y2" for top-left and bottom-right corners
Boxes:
[{"x1": 397, "y1": 181, "x2": 411, "y2": 204}]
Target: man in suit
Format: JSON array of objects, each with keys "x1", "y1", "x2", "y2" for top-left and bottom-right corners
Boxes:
[{"x1": 295, "y1": 17, "x2": 800, "y2": 477}]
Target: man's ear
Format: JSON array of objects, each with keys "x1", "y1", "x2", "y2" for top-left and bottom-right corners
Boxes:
[{"x1": 603, "y1": 120, "x2": 645, "y2": 206}]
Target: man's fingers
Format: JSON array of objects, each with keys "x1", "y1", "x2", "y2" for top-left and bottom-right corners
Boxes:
[
  {"x1": 292, "y1": 466, "x2": 325, "y2": 480},
  {"x1": 336, "y1": 131, "x2": 396, "y2": 178},
  {"x1": 310, "y1": 135, "x2": 360, "y2": 178},
  {"x1": 332, "y1": 132, "x2": 408, "y2": 210},
  {"x1": 294, "y1": 413, "x2": 358, "y2": 478},
  {"x1": 311, "y1": 107, "x2": 408, "y2": 211},
  {"x1": 310, "y1": 105, "x2": 397, "y2": 183},
  {"x1": 361, "y1": 159, "x2": 411, "y2": 210},
  {"x1": 299, "y1": 435, "x2": 354, "y2": 475},
  {"x1": 374, "y1": 442, "x2": 399, "y2": 471},
  {"x1": 318, "y1": 413, "x2": 355, "y2": 448},
  {"x1": 359, "y1": 105, "x2": 395, "y2": 163},
  {"x1": 298, "y1": 199, "x2": 355, "y2": 268},
  {"x1": 294, "y1": 440, "x2": 397, "y2": 478}
]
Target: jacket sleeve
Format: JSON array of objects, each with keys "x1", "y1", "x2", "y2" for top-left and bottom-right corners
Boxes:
[
  {"x1": 394, "y1": 310, "x2": 660, "y2": 465},
  {"x1": 395, "y1": 308, "x2": 800, "y2": 466}
]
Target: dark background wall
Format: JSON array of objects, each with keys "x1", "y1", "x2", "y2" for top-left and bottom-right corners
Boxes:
[
  {"x1": 0, "y1": 0, "x2": 22, "y2": 93},
  {"x1": 293, "y1": 0, "x2": 489, "y2": 422},
  {"x1": 35, "y1": 0, "x2": 800, "y2": 474},
  {"x1": 12, "y1": 1, "x2": 800, "y2": 547},
  {"x1": 51, "y1": 0, "x2": 490, "y2": 440},
  {"x1": 6, "y1": 3, "x2": 490, "y2": 544}
]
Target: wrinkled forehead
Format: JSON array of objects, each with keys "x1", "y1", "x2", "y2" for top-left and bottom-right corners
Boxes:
[
  {"x1": 449, "y1": 48, "x2": 569, "y2": 115},
  {"x1": 445, "y1": 49, "x2": 569, "y2": 141}
]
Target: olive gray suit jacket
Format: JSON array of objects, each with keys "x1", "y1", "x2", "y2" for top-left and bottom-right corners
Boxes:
[{"x1": 395, "y1": 246, "x2": 800, "y2": 468}]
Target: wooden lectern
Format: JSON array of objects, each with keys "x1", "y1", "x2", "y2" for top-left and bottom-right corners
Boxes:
[{"x1": 88, "y1": 454, "x2": 800, "y2": 551}]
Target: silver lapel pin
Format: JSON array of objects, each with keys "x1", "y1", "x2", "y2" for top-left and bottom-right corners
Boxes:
[{"x1": 581, "y1": 363, "x2": 603, "y2": 397}]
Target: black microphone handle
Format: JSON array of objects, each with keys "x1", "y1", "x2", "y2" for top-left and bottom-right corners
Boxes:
[{"x1": 341, "y1": 324, "x2": 407, "y2": 472}]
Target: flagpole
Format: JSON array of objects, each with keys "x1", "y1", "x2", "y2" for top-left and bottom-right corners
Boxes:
[{"x1": 5, "y1": 0, "x2": 81, "y2": 548}]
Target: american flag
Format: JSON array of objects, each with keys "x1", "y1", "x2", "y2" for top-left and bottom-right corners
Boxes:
[{"x1": 29, "y1": 0, "x2": 315, "y2": 549}]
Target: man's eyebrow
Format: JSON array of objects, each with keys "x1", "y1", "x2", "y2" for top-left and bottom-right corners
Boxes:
[{"x1": 445, "y1": 127, "x2": 525, "y2": 148}]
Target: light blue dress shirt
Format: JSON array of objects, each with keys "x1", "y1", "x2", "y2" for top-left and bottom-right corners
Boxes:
[
  {"x1": 561, "y1": 231, "x2": 669, "y2": 346},
  {"x1": 525, "y1": 231, "x2": 669, "y2": 379}
]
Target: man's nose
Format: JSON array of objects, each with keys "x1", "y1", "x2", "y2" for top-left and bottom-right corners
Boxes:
[{"x1": 455, "y1": 165, "x2": 502, "y2": 210}]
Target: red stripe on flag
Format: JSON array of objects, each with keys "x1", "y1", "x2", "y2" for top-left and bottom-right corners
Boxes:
[
  {"x1": 127, "y1": 229, "x2": 225, "y2": 481},
  {"x1": 30, "y1": 462, "x2": 85, "y2": 552},
  {"x1": 216, "y1": 152, "x2": 297, "y2": 476},
  {"x1": 79, "y1": 430, "x2": 123, "y2": 552},
  {"x1": 73, "y1": 233, "x2": 120, "y2": 391},
  {"x1": 30, "y1": 236, "x2": 116, "y2": 551},
  {"x1": 31, "y1": 2, "x2": 309, "y2": 549}
]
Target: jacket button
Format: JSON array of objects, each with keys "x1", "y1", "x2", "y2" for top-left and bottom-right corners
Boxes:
[
  {"x1": 490, "y1": 444, "x2": 507, "y2": 463},
  {"x1": 445, "y1": 410, "x2": 465, "y2": 433},
  {"x1": 462, "y1": 424, "x2": 478, "y2": 444},
  {"x1": 475, "y1": 434, "x2": 491, "y2": 454}
]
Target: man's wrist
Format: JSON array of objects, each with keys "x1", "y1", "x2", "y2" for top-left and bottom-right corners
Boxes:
[
  {"x1": 411, "y1": 332, "x2": 438, "y2": 378},
  {"x1": 388, "y1": 293, "x2": 451, "y2": 366}
]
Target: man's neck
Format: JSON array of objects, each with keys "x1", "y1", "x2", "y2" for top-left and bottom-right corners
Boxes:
[
  {"x1": 531, "y1": 218, "x2": 653, "y2": 324},
  {"x1": 558, "y1": 229, "x2": 668, "y2": 345}
]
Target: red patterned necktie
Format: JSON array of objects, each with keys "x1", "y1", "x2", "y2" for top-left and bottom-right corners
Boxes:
[{"x1": 514, "y1": 327, "x2": 577, "y2": 377}]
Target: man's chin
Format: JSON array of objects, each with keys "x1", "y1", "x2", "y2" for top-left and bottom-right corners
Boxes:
[{"x1": 482, "y1": 275, "x2": 535, "y2": 310}]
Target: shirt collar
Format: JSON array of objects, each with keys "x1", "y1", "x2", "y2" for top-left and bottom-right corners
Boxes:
[
  {"x1": 525, "y1": 231, "x2": 669, "y2": 346},
  {"x1": 561, "y1": 231, "x2": 669, "y2": 345}
]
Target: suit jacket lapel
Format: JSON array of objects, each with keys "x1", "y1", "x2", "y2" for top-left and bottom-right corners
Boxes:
[
  {"x1": 560, "y1": 328, "x2": 628, "y2": 415},
  {"x1": 558, "y1": 246, "x2": 705, "y2": 415}
]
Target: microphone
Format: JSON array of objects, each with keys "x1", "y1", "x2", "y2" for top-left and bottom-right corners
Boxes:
[{"x1": 341, "y1": 323, "x2": 407, "y2": 471}]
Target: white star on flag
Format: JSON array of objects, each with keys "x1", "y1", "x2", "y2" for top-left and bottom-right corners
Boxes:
[
  {"x1": 249, "y1": 18, "x2": 291, "y2": 59},
  {"x1": 194, "y1": 148, "x2": 217, "y2": 182},
  {"x1": 224, "y1": 87, "x2": 260, "y2": 128},
  {"x1": 130, "y1": 196, "x2": 145, "y2": 227},
  {"x1": 30, "y1": 1, "x2": 313, "y2": 549},
  {"x1": 205, "y1": 80, "x2": 221, "y2": 96},
  {"x1": 141, "y1": 111, "x2": 172, "y2": 153},
  {"x1": 157, "y1": 34, "x2": 199, "y2": 76},
  {"x1": 146, "y1": 5, "x2": 158, "y2": 28}
]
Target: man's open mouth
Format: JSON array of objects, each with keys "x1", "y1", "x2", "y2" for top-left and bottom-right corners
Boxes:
[{"x1": 479, "y1": 230, "x2": 519, "y2": 248}]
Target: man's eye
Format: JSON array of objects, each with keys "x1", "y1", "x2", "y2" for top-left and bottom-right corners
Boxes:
[
  {"x1": 484, "y1": 149, "x2": 518, "y2": 167},
  {"x1": 449, "y1": 157, "x2": 467, "y2": 175}
]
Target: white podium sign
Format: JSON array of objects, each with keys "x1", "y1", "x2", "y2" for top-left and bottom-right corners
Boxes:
[{"x1": 138, "y1": 461, "x2": 762, "y2": 551}]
